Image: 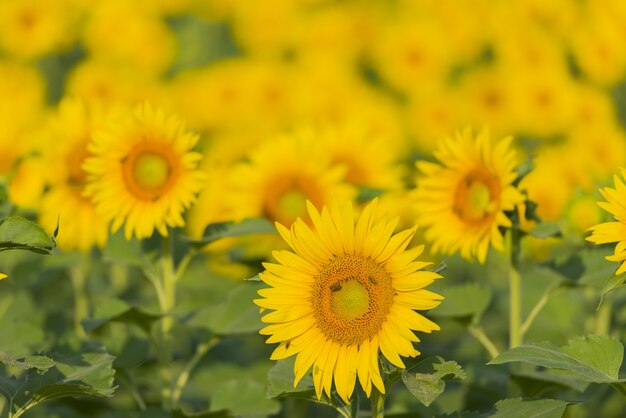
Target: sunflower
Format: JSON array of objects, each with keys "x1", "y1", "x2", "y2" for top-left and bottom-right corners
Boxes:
[
  {"x1": 38, "y1": 98, "x2": 112, "y2": 251},
  {"x1": 227, "y1": 129, "x2": 355, "y2": 226},
  {"x1": 84, "y1": 102, "x2": 205, "y2": 240},
  {"x1": 0, "y1": 273, "x2": 6, "y2": 280},
  {"x1": 587, "y1": 170, "x2": 626, "y2": 274},
  {"x1": 413, "y1": 128, "x2": 524, "y2": 263},
  {"x1": 255, "y1": 199, "x2": 443, "y2": 403}
]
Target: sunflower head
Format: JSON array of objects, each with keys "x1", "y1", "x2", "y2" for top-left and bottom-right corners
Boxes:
[
  {"x1": 255, "y1": 199, "x2": 443, "y2": 403},
  {"x1": 414, "y1": 127, "x2": 525, "y2": 263},
  {"x1": 84, "y1": 102, "x2": 206, "y2": 240},
  {"x1": 587, "y1": 169, "x2": 626, "y2": 275}
]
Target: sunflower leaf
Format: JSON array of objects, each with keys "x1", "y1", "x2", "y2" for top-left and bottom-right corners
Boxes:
[
  {"x1": 527, "y1": 222, "x2": 562, "y2": 239},
  {"x1": 402, "y1": 356, "x2": 466, "y2": 406},
  {"x1": 81, "y1": 299, "x2": 161, "y2": 334},
  {"x1": 267, "y1": 357, "x2": 315, "y2": 399},
  {"x1": 0, "y1": 216, "x2": 56, "y2": 255},
  {"x1": 0, "y1": 353, "x2": 54, "y2": 373},
  {"x1": 430, "y1": 283, "x2": 491, "y2": 322},
  {"x1": 188, "y1": 218, "x2": 277, "y2": 247},
  {"x1": 489, "y1": 335, "x2": 623, "y2": 383},
  {"x1": 489, "y1": 398, "x2": 569, "y2": 418}
]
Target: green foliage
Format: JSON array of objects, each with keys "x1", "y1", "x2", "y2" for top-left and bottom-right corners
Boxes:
[
  {"x1": 402, "y1": 357, "x2": 466, "y2": 407},
  {"x1": 0, "y1": 217, "x2": 56, "y2": 255},
  {"x1": 431, "y1": 283, "x2": 492, "y2": 322},
  {"x1": 490, "y1": 398, "x2": 569, "y2": 418},
  {"x1": 188, "y1": 219, "x2": 277, "y2": 247},
  {"x1": 490, "y1": 335, "x2": 623, "y2": 383}
]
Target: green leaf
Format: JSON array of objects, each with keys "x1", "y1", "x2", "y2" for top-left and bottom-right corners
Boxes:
[
  {"x1": 188, "y1": 218, "x2": 276, "y2": 247},
  {"x1": 102, "y1": 230, "x2": 145, "y2": 267},
  {"x1": 82, "y1": 298, "x2": 161, "y2": 334},
  {"x1": 489, "y1": 335, "x2": 623, "y2": 383},
  {"x1": 0, "y1": 353, "x2": 54, "y2": 372},
  {"x1": 490, "y1": 398, "x2": 568, "y2": 418},
  {"x1": 402, "y1": 356, "x2": 466, "y2": 406},
  {"x1": 210, "y1": 379, "x2": 280, "y2": 418},
  {"x1": 0, "y1": 216, "x2": 56, "y2": 254},
  {"x1": 1, "y1": 345, "x2": 116, "y2": 417},
  {"x1": 267, "y1": 357, "x2": 315, "y2": 399},
  {"x1": 430, "y1": 283, "x2": 491, "y2": 322},
  {"x1": 191, "y1": 282, "x2": 263, "y2": 335},
  {"x1": 528, "y1": 222, "x2": 562, "y2": 239},
  {"x1": 0, "y1": 320, "x2": 46, "y2": 358}
]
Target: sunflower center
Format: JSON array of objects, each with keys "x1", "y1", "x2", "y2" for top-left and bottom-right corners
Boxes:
[
  {"x1": 68, "y1": 142, "x2": 90, "y2": 186},
  {"x1": 454, "y1": 170, "x2": 499, "y2": 225},
  {"x1": 312, "y1": 254, "x2": 395, "y2": 346},
  {"x1": 121, "y1": 142, "x2": 179, "y2": 201},
  {"x1": 277, "y1": 189, "x2": 308, "y2": 222},
  {"x1": 331, "y1": 279, "x2": 369, "y2": 321}
]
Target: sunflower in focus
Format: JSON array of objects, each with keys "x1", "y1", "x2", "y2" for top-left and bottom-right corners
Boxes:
[
  {"x1": 228, "y1": 129, "x2": 355, "y2": 226},
  {"x1": 587, "y1": 170, "x2": 626, "y2": 274},
  {"x1": 414, "y1": 128, "x2": 524, "y2": 263},
  {"x1": 256, "y1": 199, "x2": 442, "y2": 402},
  {"x1": 84, "y1": 102, "x2": 205, "y2": 239}
]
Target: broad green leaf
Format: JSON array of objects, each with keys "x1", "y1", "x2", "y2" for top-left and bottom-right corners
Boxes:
[
  {"x1": 490, "y1": 398, "x2": 568, "y2": 418},
  {"x1": 191, "y1": 282, "x2": 263, "y2": 335},
  {"x1": 210, "y1": 379, "x2": 280, "y2": 418},
  {"x1": 402, "y1": 356, "x2": 466, "y2": 406},
  {"x1": 267, "y1": 357, "x2": 315, "y2": 399},
  {"x1": 187, "y1": 218, "x2": 276, "y2": 247},
  {"x1": 1, "y1": 345, "x2": 116, "y2": 417},
  {"x1": 0, "y1": 352, "x2": 54, "y2": 372},
  {"x1": 430, "y1": 283, "x2": 491, "y2": 322},
  {"x1": 528, "y1": 222, "x2": 561, "y2": 239},
  {"x1": 82, "y1": 298, "x2": 161, "y2": 334},
  {"x1": 102, "y1": 230, "x2": 145, "y2": 267},
  {"x1": 489, "y1": 335, "x2": 623, "y2": 383},
  {"x1": 0, "y1": 217, "x2": 56, "y2": 254},
  {"x1": 0, "y1": 320, "x2": 46, "y2": 358}
]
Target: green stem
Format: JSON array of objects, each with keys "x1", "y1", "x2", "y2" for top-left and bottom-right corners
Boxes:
[
  {"x1": 595, "y1": 298, "x2": 612, "y2": 336},
  {"x1": 69, "y1": 254, "x2": 90, "y2": 338},
  {"x1": 509, "y1": 230, "x2": 522, "y2": 349},
  {"x1": 371, "y1": 386, "x2": 385, "y2": 418},
  {"x1": 468, "y1": 324, "x2": 500, "y2": 359},
  {"x1": 521, "y1": 285, "x2": 559, "y2": 338},
  {"x1": 110, "y1": 262, "x2": 128, "y2": 295},
  {"x1": 118, "y1": 370, "x2": 147, "y2": 411},
  {"x1": 159, "y1": 234, "x2": 177, "y2": 411},
  {"x1": 171, "y1": 337, "x2": 220, "y2": 409}
]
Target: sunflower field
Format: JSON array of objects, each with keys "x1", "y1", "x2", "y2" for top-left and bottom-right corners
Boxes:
[{"x1": 3, "y1": 1, "x2": 626, "y2": 417}]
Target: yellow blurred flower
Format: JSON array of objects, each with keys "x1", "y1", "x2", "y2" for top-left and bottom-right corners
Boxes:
[
  {"x1": 414, "y1": 128, "x2": 524, "y2": 263},
  {"x1": 37, "y1": 98, "x2": 112, "y2": 252},
  {"x1": 82, "y1": 0, "x2": 175, "y2": 75},
  {"x1": 0, "y1": 0, "x2": 78, "y2": 60},
  {"x1": 84, "y1": 103, "x2": 205, "y2": 239},
  {"x1": 0, "y1": 273, "x2": 6, "y2": 280},
  {"x1": 587, "y1": 170, "x2": 626, "y2": 274},
  {"x1": 256, "y1": 199, "x2": 442, "y2": 402},
  {"x1": 227, "y1": 129, "x2": 356, "y2": 227}
]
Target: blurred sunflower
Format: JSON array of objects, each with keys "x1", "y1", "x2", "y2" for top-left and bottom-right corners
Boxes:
[
  {"x1": 256, "y1": 199, "x2": 442, "y2": 402},
  {"x1": 38, "y1": 98, "x2": 111, "y2": 252},
  {"x1": 587, "y1": 170, "x2": 626, "y2": 274},
  {"x1": 414, "y1": 128, "x2": 524, "y2": 263},
  {"x1": 228, "y1": 129, "x2": 355, "y2": 226},
  {"x1": 0, "y1": 273, "x2": 6, "y2": 280},
  {"x1": 84, "y1": 103, "x2": 205, "y2": 239}
]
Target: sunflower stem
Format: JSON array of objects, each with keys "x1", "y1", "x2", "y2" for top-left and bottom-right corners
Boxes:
[
  {"x1": 69, "y1": 253, "x2": 90, "y2": 338},
  {"x1": 509, "y1": 230, "x2": 522, "y2": 349},
  {"x1": 520, "y1": 284, "x2": 560, "y2": 337},
  {"x1": 468, "y1": 324, "x2": 499, "y2": 359},
  {"x1": 159, "y1": 233, "x2": 177, "y2": 411},
  {"x1": 370, "y1": 387, "x2": 385, "y2": 418},
  {"x1": 171, "y1": 336, "x2": 220, "y2": 409}
]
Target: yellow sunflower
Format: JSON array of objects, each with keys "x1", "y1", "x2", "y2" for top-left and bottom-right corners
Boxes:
[
  {"x1": 227, "y1": 129, "x2": 355, "y2": 226},
  {"x1": 413, "y1": 128, "x2": 525, "y2": 263},
  {"x1": 0, "y1": 273, "x2": 6, "y2": 280},
  {"x1": 38, "y1": 98, "x2": 112, "y2": 251},
  {"x1": 84, "y1": 102, "x2": 205, "y2": 240},
  {"x1": 587, "y1": 170, "x2": 626, "y2": 274},
  {"x1": 255, "y1": 199, "x2": 443, "y2": 403}
]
